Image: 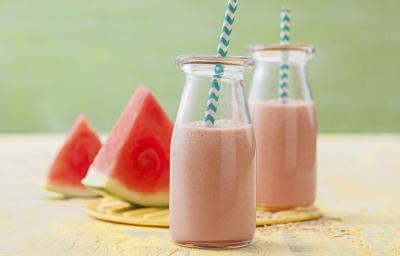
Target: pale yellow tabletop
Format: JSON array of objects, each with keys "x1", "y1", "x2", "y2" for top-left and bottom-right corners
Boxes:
[{"x1": 1, "y1": 135, "x2": 400, "y2": 255}]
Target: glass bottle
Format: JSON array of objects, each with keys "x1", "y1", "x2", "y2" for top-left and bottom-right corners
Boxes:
[
  {"x1": 170, "y1": 55, "x2": 255, "y2": 249},
  {"x1": 248, "y1": 44, "x2": 317, "y2": 211}
]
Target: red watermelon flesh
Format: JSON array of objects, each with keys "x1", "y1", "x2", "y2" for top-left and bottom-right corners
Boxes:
[
  {"x1": 44, "y1": 114, "x2": 102, "y2": 197},
  {"x1": 82, "y1": 86, "x2": 173, "y2": 206}
]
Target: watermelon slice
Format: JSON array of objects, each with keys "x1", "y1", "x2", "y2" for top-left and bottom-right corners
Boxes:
[
  {"x1": 82, "y1": 86, "x2": 173, "y2": 206},
  {"x1": 44, "y1": 114, "x2": 102, "y2": 197}
]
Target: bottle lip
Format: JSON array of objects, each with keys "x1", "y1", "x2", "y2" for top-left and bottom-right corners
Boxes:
[
  {"x1": 176, "y1": 55, "x2": 254, "y2": 70},
  {"x1": 248, "y1": 43, "x2": 315, "y2": 55}
]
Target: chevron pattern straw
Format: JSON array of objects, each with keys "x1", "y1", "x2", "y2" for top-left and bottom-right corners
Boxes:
[
  {"x1": 204, "y1": 0, "x2": 238, "y2": 127},
  {"x1": 279, "y1": 7, "x2": 291, "y2": 103}
]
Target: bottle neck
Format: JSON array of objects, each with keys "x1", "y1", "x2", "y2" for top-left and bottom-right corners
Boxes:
[
  {"x1": 249, "y1": 54, "x2": 313, "y2": 102},
  {"x1": 177, "y1": 55, "x2": 253, "y2": 81},
  {"x1": 181, "y1": 64, "x2": 248, "y2": 81}
]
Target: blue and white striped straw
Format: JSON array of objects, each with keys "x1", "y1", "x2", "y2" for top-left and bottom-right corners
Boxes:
[
  {"x1": 279, "y1": 7, "x2": 291, "y2": 102},
  {"x1": 204, "y1": 0, "x2": 239, "y2": 127}
]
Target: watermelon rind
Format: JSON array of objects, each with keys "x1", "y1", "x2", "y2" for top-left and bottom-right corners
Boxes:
[
  {"x1": 43, "y1": 181, "x2": 99, "y2": 198},
  {"x1": 82, "y1": 168, "x2": 169, "y2": 206}
]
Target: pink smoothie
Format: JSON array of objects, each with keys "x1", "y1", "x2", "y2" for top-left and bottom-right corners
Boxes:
[
  {"x1": 170, "y1": 120, "x2": 256, "y2": 248},
  {"x1": 251, "y1": 100, "x2": 317, "y2": 211}
]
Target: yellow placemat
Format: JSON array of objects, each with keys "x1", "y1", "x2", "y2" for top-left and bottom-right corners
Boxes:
[{"x1": 86, "y1": 198, "x2": 321, "y2": 227}]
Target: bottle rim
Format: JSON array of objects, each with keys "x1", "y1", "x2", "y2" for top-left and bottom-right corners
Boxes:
[
  {"x1": 176, "y1": 55, "x2": 253, "y2": 70},
  {"x1": 248, "y1": 43, "x2": 315, "y2": 55}
]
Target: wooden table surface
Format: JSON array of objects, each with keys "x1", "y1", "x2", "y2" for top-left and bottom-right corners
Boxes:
[{"x1": 1, "y1": 134, "x2": 400, "y2": 255}]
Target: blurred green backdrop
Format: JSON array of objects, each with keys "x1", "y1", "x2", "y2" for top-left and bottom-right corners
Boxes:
[{"x1": 0, "y1": 0, "x2": 399, "y2": 133}]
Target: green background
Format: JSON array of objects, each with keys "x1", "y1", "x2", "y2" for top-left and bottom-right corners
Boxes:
[{"x1": 0, "y1": 0, "x2": 399, "y2": 133}]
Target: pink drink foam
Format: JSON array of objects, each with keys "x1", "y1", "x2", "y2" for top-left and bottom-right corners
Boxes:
[{"x1": 251, "y1": 100, "x2": 317, "y2": 211}]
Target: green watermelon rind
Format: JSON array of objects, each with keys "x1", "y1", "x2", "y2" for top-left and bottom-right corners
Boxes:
[
  {"x1": 82, "y1": 167, "x2": 169, "y2": 207},
  {"x1": 43, "y1": 181, "x2": 99, "y2": 198}
]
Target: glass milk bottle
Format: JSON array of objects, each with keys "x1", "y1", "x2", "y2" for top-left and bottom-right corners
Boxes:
[
  {"x1": 248, "y1": 44, "x2": 317, "y2": 211},
  {"x1": 170, "y1": 55, "x2": 256, "y2": 249}
]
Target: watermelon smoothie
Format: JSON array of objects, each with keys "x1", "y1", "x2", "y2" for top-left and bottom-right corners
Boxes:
[
  {"x1": 251, "y1": 99, "x2": 317, "y2": 210},
  {"x1": 170, "y1": 120, "x2": 256, "y2": 248}
]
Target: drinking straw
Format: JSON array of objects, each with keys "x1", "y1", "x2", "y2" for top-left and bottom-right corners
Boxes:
[
  {"x1": 204, "y1": 0, "x2": 239, "y2": 127},
  {"x1": 279, "y1": 7, "x2": 291, "y2": 103}
]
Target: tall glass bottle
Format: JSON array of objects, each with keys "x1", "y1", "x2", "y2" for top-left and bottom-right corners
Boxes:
[
  {"x1": 248, "y1": 44, "x2": 317, "y2": 211},
  {"x1": 170, "y1": 55, "x2": 255, "y2": 248}
]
